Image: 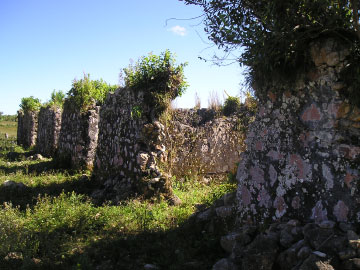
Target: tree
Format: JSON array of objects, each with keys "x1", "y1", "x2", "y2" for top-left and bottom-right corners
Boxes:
[
  {"x1": 181, "y1": 0, "x2": 360, "y2": 98},
  {"x1": 0, "y1": 111, "x2": 3, "y2": 120}
]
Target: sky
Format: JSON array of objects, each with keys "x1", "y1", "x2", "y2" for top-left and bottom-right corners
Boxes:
[{"x1": 0, "y1": 0, "x2": 245, "y2": 115}]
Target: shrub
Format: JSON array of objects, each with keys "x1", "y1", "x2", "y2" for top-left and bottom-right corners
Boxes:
[
  {"x1": 182, "y1": 0, "x2": 360, "y2": 103},
  {"x1": 19, "y1": 96, "x2": 42, "y2": 112},
  {"x1": 223, "y1": 96, "x2": 240, "y2": 116},
  {"x1": 123, "y1": 50, "x2": 188, "y2": 116},
  {"x1": 67, "y1": 74, "x2": 117, "y2": 111},
  {"x1": 48, "y1": 90, "x2": 66, "y2": 108}
]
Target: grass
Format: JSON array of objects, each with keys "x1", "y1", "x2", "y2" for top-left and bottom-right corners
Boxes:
[
  {"x1": 0, "y1": 120, "x2": 17, "y2": 137},
  {"x1": 0, "y1": 128, "x2": 236, "y2": 269}
]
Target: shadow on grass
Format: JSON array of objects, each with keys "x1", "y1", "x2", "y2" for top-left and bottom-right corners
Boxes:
[
  {"x1": 0, "y1": 159, "x2": 56, "y2": 176},
  {"x1": 0, "y1": 173, "x2": 99, "y2": 209},
  {"x1": 66, "y1": 228, "x2": 226, "y2": 270},
  {"x1": 1, "y1": 219, "x2": 227, "y2": 270}
]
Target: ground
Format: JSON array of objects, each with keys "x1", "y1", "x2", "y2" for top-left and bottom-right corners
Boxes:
[{"x1": 0, "y1": 118, "x2": 235, "y2": 270}]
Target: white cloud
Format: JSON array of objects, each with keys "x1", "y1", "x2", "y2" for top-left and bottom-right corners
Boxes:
[{"x1": 169, "y1": 25, "x2": 187, "y2": 36}]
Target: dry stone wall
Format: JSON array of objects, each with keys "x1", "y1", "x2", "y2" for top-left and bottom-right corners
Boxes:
[
  {"x1": 92, "y1": 90, "x2": 249, "y2": 202},
  {"x1": 236, "y1": 38, "x2": 360, "y2": 225},
  {"x1": 36, "y1": 106, "x2": 62, "y2": 157},
  {"x1": 92, "y1": 87, "x2": 173, "y2": 202},
  {"x1": 56, "y1": 100, "x2": 100, "y2": 170},
  {"x1": 17, "y1": 110, "x2": 38, "y2": 148},
  {"x1": 165, "y1": 109, "x2": 245, "y2": 179}
]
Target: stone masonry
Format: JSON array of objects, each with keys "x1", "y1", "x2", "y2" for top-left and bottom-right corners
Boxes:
[
  {"x1": 235, "y1": 38, "x2": 360, "y2": 225},
  {"x1": 56, "y1": 100, "x2": 100, "y2": 170},
  {"x1": 36, "y1": 106, "x2": 62, "y2": 157},
  {"x1": 17, "y1": 110, "x2": 38, "y2": 148},
  {"x1": 165, "y1": 109, "x2": 245, "y2": 179},
  {"x1": 92, "y1": 87, "x2": 174, "y2": 202}
]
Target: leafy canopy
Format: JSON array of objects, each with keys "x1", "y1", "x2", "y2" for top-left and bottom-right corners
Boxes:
[
  {"x1": 123, "y1": 50, "x2": 188, "y2": 115},
  {"x1": 67, "y1": 74, "x2": 117, "y2": 111},
  {"x1": 20, "y1": 96, "x2": 42, "y2": 112},
  {"x1": 182, "y1": 0, "x2": 360, "y2": 97}
]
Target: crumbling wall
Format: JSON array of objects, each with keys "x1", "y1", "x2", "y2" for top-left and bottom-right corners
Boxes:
[
  {"x1": 56, "y1": 100, "x2": 100, "y2": 170},
  {"x1": 17, "y1": 110, "x2": 38, "y2": 148},
  {"x1": 165, "y1": 109, "x2": 245, "y2": 179},
  {"x1": 236, "y1": 38, "x2": 360, "y2": 225},
  {"x1": 93, "y1": 91, "x2": 250, "y2": 202},
  {"x1": 92, "y1": 87, "x2": 174, "y2": 202},
  {"x1": 36, "y1": 106, "x2": 62, "y2": 157}
]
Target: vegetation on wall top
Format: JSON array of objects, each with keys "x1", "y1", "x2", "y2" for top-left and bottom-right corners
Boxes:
[
  {"x1": 49, "y1": 90, "x2": 66, "y2": 108},
  {"x1": 66, "y1": 74, "x2": 118, "y2": 111},
  {"x1": 19, "y1": 96, "x2": 42, "y2": 113},
  {"x1": 123, "y1": 50, "x2": 188, "y2": 116},
  {"x1": 182, "y1": 0, "x2": 360, "y2": 103}
]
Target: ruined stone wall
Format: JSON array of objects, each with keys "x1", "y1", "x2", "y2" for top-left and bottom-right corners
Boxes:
[
  {"x1": 165, "y1": 109, "x2": 245, "y2": 179},
  {"x1": 92, "y1": 91, "x2": 249, "y2": 202},
  {"x1": 236, "y1": 38, "x2": 360, "y2": 225},
  {"x1": 17, "y1": 110, "x2": 38, "y2": 148},
  {"x1": 92, "y1": 88, "x2": 173, "y2": 202},
  {"x1": 56, "y1": 100, "x2": 100, "y2": 170},
  {"x1": 36, "y1": 106, "x2": 62, "y2": 157}
]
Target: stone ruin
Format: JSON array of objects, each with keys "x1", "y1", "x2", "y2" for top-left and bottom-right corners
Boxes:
[
  {"x1": 92, "y1": 87, "x2": 171, "y2": 202},
  {"x1": 202, "y1": 37, "x2": 360, "y2": 269},
  {"x1": 17, "y1": 110, "x2": 38, "y2": 148},
  {"x1": 236, "y1": 38, "x2": 360, "y2": 225},
  {"x1": 36, "y1": 106, "x2": 62, "y2": 157},
  {"x1": 92, "y1": 87, "x2": 248, "y2": 203},
  {"x1": 166, "y1": 108, "x2": 245, "y2": 180},
  {"x1": 16, "y1": 88, "x2": 246, "y2": 202},
  {"x1": 56, "y1": 100, "x2": 100, "y2": 170}
]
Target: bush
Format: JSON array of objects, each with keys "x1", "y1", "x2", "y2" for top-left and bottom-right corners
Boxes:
[
  {"x1": 182, "y1": 0, "x2": 360, "y2": 102},
  {"x1": 223, "y1": 96, "x2": 240, "y2": 116},
  {"x1": 67, "y1": 74, "x2": 117, "y2": 111},
  {"x1": 19, "y1": 96, "x2": 42, "y2": 112},
  {"x1": 123, "y1": 50, "x2": 188, "y2": 116},
  {"x1": 48, "y1": 90, "x2": 66, "y2": 108}
]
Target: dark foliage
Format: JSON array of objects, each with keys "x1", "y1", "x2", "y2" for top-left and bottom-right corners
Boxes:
[{"x1": 181, "y1": 0, "x2": 360, "y2": 101}]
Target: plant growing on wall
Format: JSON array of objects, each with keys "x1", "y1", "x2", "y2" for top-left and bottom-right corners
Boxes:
[
  {"x1": 181, "y1": 0, "x2": 360, "y2": 103},
  {"x1": 49, "y1": 90, "x2": 66, "y2": 108},
  {"x1": 223, "y1": 95, "x2": 240, "y2": 116},
  {"x1": 19, "y1": 96, "x2": 42, "y2": 112},
  {"x1": 42, "y1": 90, "x2": 66, "y2": 109},
  {"x1": 67, "y1": 74, "x2": 117, "y2": 111},
  {"x1": 123, "y1": 50, "x2": 188, "y2": 116}
]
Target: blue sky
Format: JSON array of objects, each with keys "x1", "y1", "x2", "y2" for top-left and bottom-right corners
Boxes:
[{"x1": 0, "y1": 0, "x2": 244, "y2": 115}]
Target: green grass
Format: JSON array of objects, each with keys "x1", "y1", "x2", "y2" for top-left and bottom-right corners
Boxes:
[
  {"x1": 0, "y1": 137, "x2": 236, "y2": 270},
  {"x1": 0, "y1": 120, "x2": 17, "y2": 137}
]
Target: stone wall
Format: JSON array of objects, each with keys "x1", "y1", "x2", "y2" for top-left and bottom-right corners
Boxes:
[
  {"x1": 235, "y1": 38, "x2": 360, "y2": 225},
  {"x1": 165, "y1": 109, "x2": 245, "y2": 179},
  {"x1": 92, "y1": 87, "x2": 174, "y2": 202},
  {"x1": 56, "y1": 100, "x2": 100, "y2": 170},
  {"x1": 36, "y1": 106, "x2": 62, "y2": 157},
  {"x1": 92, "y1": 89, "x2": 250, "y2": 202},
  {"x1": 17, "y1": 110, "x2": 38, "y2": 148}
]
